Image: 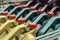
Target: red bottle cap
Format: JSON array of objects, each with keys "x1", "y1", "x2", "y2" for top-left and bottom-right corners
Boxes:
[
  {"x1": 9, "y1": 14, "x2": 16, "y2": 20},
  {"x1": 17, "y1": 17, "x2": 25, "y2": 24},
  {"x1": 48, "y1": 12, "x2": 54, "y2": 17},
  {"x1": 1, "y1": 11, "x2": 8, "y2": 16},
  {"x1": 22, "y1": 5, "x2": 27, "y2": 8},
  {"x1": 28, "y1": 22, "x2": 37, "y2": 29},
  {"x1": 38, "y1": 9, "x2": 44, "y2": 14},
  {"x1": 14, "y1": 3, "x2": 20, "y2": 6},
  {"x1": 30, "y1": 7, "x2": 35, "y2": 11}
]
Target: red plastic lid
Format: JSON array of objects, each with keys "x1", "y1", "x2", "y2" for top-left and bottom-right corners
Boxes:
[
  {"x1": 30, "y1": 7, "x2": 35, "y2": 11},
  {"x1": 28, "y1": 22, "x2": 37, "y2": 29},
  {"x1": 38, "y1": 9, "x2": 44, "y2": 14},
  {"x1": 22, "y1": 5, "x2": 27, "y2": 8},
  {"x1": 48, "y1": 12, "x2": 54, "y2": 17},
  {"x1": 14, "y1": 3, "x2": 20, "y2": 6},
  {"x1": 17, "y1": 17, "x2": 25, "y2": 24},
  {"x1": 1, "y1": 11, "x2": 8, "y2": 16},
  {"x1": 9, "y1": 14, "x2": 16, "y2": 20}
]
